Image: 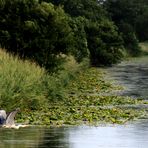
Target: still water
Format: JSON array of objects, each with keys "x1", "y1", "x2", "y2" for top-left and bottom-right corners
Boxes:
[
  {"x1": 107, "y1": 56, "x2": 148, "y2": 99},
  {"x1": 1, "y1": 56, "x2": 148, "y2": 148},
  {"x1": 1, "y1": 121, "x2": 148, "y2": 148}
]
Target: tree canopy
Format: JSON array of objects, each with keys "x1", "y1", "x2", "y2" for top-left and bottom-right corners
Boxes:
[
  {"x1": 0, "y1": 0, "x2": 147, "y2": 71},
  {"x1": 102, "y1": 0, "x2": 148, "y2": 42}
]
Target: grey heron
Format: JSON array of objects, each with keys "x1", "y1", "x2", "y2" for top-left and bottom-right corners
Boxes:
[{"x1": 0, "y1": 108, "x2": 20, "y2": 126}]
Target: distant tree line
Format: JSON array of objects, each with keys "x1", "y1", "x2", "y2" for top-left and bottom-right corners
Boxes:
[
  {"x1": 103, "y1": 0, "x2": 148, "y2": 55},
  {"x1": 0, "y1": 0, "x2": 147, "y2": 71}
]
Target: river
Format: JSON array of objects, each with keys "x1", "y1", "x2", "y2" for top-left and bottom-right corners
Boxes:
[
  {"x1": 107, "y1": 56, "x2": 148, "y2": 99},
  {"x1": 0, "y1": 56, "x2": 148, "y2": 148}
]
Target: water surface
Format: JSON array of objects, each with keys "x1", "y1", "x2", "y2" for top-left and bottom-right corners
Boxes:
[
  {"x1": 1, "y1": 120, "x2": 148, "y2": 148},
  {"x1": 107, "y1": 56, "x2": 148, "y2": 99}
]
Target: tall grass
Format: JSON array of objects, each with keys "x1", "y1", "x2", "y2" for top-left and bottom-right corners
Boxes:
[
  {"x1": 0, "y1": 49, "x2": 48, "y2": 110},
  {"x1": 0, "y1": 49, "x2": 89, "y2": 111}
]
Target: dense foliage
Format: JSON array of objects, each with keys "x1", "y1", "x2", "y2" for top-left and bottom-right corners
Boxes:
[
  {"x1": 104, "y1": 0, "x2": 148, "y2": 55},
  {"x1": 0, "y1": 0, "x2": 148, "y2": 70},
  {"x1": 49, "y1": 0, "x2": 124, "y2": 65},
  {"x1": 0, "y1": 0, "x2": 74, "y2": 71}
]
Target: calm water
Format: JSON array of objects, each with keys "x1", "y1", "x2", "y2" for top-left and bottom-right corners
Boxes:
[
  {"x1": 1, "y1": 121, "x2": 148, "y2": 148},
  {"x1": 107, "y1": 56, "x2": 148, "y2": 99},
  {"x1": 1, "y1": 56, "x2": 148, "y2": 148}
]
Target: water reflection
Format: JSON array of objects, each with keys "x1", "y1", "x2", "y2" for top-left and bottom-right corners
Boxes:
[
  {"x1": 0, "y1": 127, "x2": 45, "y2": 148},
  {"x1": 0, "y1": 127, "x2": 69, "y2": 148},
  {"x1": 1, "y1": 121, "x2": 148, "y2": 148},
  {"x1": 38, "y1": 127, "x2": 69, "y2": 148}
]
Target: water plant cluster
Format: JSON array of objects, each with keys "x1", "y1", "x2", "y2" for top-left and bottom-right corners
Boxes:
[{"x1": 17, "y1": 68, "x2": 146, "y2": 126}]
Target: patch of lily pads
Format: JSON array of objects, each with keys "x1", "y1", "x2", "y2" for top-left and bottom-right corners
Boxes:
[
  {"x1": 17, "y1": 68, "x2": 146, "y2": 126},
  {"x1": 18, "y1": 106, "x2": 145, "y2": 126}
]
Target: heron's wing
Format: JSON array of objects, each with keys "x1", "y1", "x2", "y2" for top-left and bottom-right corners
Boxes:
[{"x1": 5, "y1": 110, "x2": 19, "y2": 126}]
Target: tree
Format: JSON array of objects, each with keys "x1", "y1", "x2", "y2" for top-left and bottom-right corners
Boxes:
[
  {"x1": 135, "y1": 4, "x2": 148, "y2": 41},
  {"x1": 86, "y1": 20, "x2": 123, "y2": 65},
  {"x1": 104, "y1": 0, "x2": 142, "y2": 56},
  {"x1": 0, "y1": 0, "x2": 74, "y2": 71},
  {"x1": 69, "y1": 17, "x2": 89, "y2": 62},
  {"x1": 49, "y1": 0, "x2": 124, "y2": 66}
]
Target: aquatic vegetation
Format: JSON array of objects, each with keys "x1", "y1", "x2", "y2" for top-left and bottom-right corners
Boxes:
[
  {"x1": 66, "y1": 68, "x2": 120, "y2": 95},
  {"x1": 17, "y1": 106, "x2": 145, "y2": 126},
  {"x1": 17, "y1": 68, "x2": 146, "y2": 126}
]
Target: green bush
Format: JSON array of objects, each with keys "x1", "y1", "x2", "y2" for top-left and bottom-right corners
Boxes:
[
  {"x1": 119, "y1": 23, "x2": 141, "y2": 56},
  {"x1": 0, "y1": 49, "x2": 48, "y2": 110},
  {"x1": 86, "y1": 20, "x2": 124, "y2": 66},
  {"x1": 0, "y1": 0, "x2": 74, "y2": 72},
  {"x1": 49, "y1": 0, "x2": 125, "y2": 66},
  {"x1": 104, "y1": 0, "x2": 143, "y2": 56},
  {"x1": 69, "y1": 17, "x2": 89, "y2": 62},
  {"x1": 0, "y1": 49, "x2": 89, "y2": 111}
]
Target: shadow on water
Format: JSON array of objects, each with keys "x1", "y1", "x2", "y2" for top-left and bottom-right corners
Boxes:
[
  {"x1": 37, "y1": 127, "x2": 69, "y2": 148},
  {"x1": 0, "y1": 126, "x2": 69, "y2": 148},
  {"x1": 1, "y1": 56, "x2": 148, "y2": 148}
]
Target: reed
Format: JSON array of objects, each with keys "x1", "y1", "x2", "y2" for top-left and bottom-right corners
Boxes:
[{"x1": 0, "y1": 49, "x2": 88, "y2": 111}]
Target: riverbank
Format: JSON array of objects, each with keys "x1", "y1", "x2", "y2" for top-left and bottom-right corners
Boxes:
[
  {"x1": 0, "y1": 49, "x2": 147, "y2": 126},
  {"x1": 17, "y1": 68, "x2": 147, "y2": 126}
]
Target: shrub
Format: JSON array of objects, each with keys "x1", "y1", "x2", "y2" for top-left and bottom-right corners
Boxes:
[
  {"x1": 86, "y1": 20, "x2": 124, "y2": 66},
  {"x1": 0, "y1": 49, "x2": 89, "y2": 111},
  {"x1": 0, "y1": 49, "x2": 48, "y2": 110},
  {"x1": 119, "y1": 23, "x2": 141, "y2": 56},
  {"x1": 0, "y1": 0, "x2": 74, "y2": 72}
]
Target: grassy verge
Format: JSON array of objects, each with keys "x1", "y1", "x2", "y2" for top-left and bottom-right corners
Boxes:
[{"x1": 0, "y1": 49, "x2": 146, "y2": 126}]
